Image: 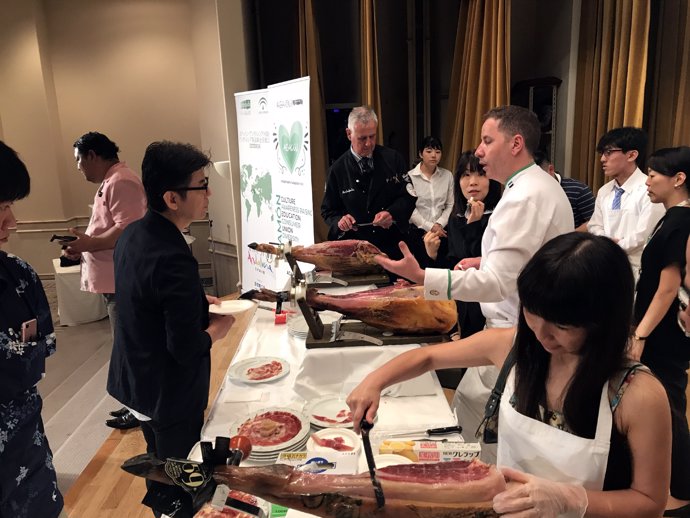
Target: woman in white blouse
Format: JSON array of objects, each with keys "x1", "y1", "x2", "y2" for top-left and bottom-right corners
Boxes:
[{"x1": 405, "y1": 136, "x2": 454, "y2": 267}]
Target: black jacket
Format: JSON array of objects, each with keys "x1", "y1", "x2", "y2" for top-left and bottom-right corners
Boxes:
[
  {"x1": 107, "y1": 210, "x2": 211, "y2": 425},
  {"x1": 321, "y1": 145, "x2": 415, "y2": 258}
]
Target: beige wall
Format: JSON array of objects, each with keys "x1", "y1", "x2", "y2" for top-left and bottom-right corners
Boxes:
[{"x1": 1, "y1": 0, "x2": 247, "y2": 281}]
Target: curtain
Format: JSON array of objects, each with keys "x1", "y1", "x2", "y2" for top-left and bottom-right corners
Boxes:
[
  {"x1": 360, "y1": 0, "x2": 384, "y2": 143},
  {"x1": 645, "y1": 0, "x2": 690, "y2": 152},
  {"x1": 570, "y1": 0, "x2": 650, "y2": 192},
  {"x1": 298, "y1": 0, "x2": 329, "y2": 242},
  {"x1": 442, "y1": 0, "x2": 511, "y2": 173}
]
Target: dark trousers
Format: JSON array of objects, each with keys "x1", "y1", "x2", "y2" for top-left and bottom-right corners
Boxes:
[
  {"x1": 645, "y1": 355, "x2": 690, "y2": 500},
  {"x1": 140, "y1": 412, "x2": 204, "y2": 517}
]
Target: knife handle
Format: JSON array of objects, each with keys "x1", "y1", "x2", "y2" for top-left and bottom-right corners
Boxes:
[{"x1": 427, "y1": 425, "x2": 462, "y2": 435}]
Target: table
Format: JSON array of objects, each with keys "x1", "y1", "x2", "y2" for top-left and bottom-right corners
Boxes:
[
  {"x1": 202, "y1": 286, "x2": 458, "y2": 518},
  {"x1": 52, "y1": 258, "x2": 107, "y2": 326}
]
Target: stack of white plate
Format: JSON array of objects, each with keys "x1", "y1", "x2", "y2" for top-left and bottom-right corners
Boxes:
[
  {"x1": 287, "y1": 311, "x2": 341, "y2": 340},
  {"x1": 305, "y1": 395, "x2": 355, "y2": 431},
  {"x1": 229, "y1": 407, "x2": 311, "y2": 464}
]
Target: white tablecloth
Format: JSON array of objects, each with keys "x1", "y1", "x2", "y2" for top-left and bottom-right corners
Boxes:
[
  {"x1": 51, "y1": 258, "x2": 107, "y2": 326},
  {"x1": 201, "y1": 286, "x2": 458, "y2": 518}
]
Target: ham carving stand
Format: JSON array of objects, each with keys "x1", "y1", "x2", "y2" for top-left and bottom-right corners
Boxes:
[{"x1": 272, "y1": 242, "x2": 449, "y2": 349}]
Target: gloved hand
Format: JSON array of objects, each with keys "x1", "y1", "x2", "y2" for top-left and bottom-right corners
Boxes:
[{"x1": 493, "y1": 467, "x2": 588, "y2": 518}]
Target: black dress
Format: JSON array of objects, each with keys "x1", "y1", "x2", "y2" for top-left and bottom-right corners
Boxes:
[
  {"x1": 634, "y1": 205, "x2": 690, "y2": 500},
  {"x1": 0, "y1": 252, "x2": 64, "y2": 518}
]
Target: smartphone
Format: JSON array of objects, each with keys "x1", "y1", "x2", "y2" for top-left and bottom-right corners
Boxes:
[
  {"x1": 50, "y1": 234, "x2": 77, "y2": 243},
  {"x1": 21, "y1": 318, "x2": 37, "y2": 342}
]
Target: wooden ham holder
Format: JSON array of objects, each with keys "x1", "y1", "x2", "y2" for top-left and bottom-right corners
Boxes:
[{"x1": 275, "y1": 242, "x2": 449, "y2": 349}]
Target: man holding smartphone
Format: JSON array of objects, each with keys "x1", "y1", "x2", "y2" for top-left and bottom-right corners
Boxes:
[{"x1": 67, "y1": 132, "x2": 146, "y2": 429}]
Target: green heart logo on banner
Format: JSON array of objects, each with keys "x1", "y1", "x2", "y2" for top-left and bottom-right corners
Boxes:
[{"x1": 278, "y1": 121, "x2": 302, "y2": 173}]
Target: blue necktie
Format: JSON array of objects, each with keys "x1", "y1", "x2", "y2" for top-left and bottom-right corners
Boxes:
[{"x1": 612, "y1": 185, "x2": 624, "y2": 210}]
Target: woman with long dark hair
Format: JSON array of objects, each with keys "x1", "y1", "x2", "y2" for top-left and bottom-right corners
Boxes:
[
  {"x1": 632, "y1": 146, "x2": 690, "y2": 515},
  {"x1": 348, "y1": 233, "x2": 671, "y2": 518},
  {"x1": 0, "y1": 142, "x2": 65, "y2": 518}
]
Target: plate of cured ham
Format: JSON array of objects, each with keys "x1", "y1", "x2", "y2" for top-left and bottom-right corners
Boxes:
[
  {"x1": 307, "y1": 428, "x2": 361, "y2": 454},
  {"x1": 228, "y1": 357, "x2": 290, "y2": 384},
  {"x1": 305, "y1": 395, "x2": 354, "y2": 429},
  {"x1": 229, "y1": 407, "x2": 310, "y2": 457}
]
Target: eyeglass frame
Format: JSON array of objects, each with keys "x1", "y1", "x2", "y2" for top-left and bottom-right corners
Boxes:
[
  {"x1": 599, "y1": 148, "x2": 625, "y2": 158},
  {"x1": 172, "y1": 177, "x2": 210, "y2": 193}
]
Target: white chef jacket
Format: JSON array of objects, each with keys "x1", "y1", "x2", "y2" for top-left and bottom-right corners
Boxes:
[
  {"x1": 407, "y1": 162, "x2": 455, "y2": 231},
  {"x1": 588, "y1": 168, "x2": 665, "y2": 275},
  {"x1": 424, "y1": 163, "x2": 574, "y2": 324}
]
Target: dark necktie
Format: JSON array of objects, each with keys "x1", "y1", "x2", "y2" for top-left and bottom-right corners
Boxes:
[{"x1": 359, "y1": 157, "x2": 373, "y2": 176}]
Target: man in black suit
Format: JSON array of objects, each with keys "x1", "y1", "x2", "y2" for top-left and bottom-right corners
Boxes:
[
  {"x1": 321, "y1": 106, "x2": 415, "y2": 259},
  {"x1": 107, "y1": 141, "x2": 235, "y2": 516}
]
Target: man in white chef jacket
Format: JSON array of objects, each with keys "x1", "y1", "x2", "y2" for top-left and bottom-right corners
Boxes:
[
  {"x1": 377, "y1": 105, "x2": 574, "y2": 462},
  {"x1": 587, "y1": 127, "x2": 665, "y2": 282}
]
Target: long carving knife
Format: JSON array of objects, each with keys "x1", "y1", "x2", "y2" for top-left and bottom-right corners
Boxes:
[{"x1": 359, "y1": 418, "x2": 385, "y2": 508}]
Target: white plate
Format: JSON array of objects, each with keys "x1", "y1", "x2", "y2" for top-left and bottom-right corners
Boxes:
[
  {"x1": 357, "y1": 453, "x2": 414, "y2": 473},
  {"x1": 306, "y1": 395, "x2": 354, "y2": 428},
  {"x1": 307, "y1": 427, "x2": 360, "y2": 454},
  {"x1": 228, "y1": 357, "x2": 290, "y2": 384},
  {"x1": 209, "y1": 299, "x2": 255, "y2": 315},
  {"x1": 229, "y1": 407, "x2": 310, "y2": 453}
]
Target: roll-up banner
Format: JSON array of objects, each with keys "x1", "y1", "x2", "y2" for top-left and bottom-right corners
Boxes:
[{"x1": 235, "y1": 77, "x2": 314, "y2": 293}]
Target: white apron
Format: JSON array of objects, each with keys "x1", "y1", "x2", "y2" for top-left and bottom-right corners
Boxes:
[
  {"x1": 451, "y1": 317, "x2": 511, "y2": 463},
  {"x1": 497, "y1": 368, "x2": 612, "y2": 492}
]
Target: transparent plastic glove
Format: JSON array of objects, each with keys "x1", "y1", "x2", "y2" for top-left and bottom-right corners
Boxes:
[{"x1": 493, "y1": 467, "x2": 588, "y2": 518}]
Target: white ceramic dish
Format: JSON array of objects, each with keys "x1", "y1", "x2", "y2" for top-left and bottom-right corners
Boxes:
[
  {"x1": 307, "y1": 427, "x2": 360, "y2": 454},
  {"x1": 228, "y1": 356, "x2": 290, "y2": 384},
  {"x1": 229, "y1": 407, "x2": 310, "y2": 454},
  {"x1": 306, "y1": 395, "x2": 354, "y2": 428},
  {"x1": 357, "y1": 453, "x2": 414, "y2": 473},
  {"x1": 209, "y1": 299, "x2": 255, "y2": 315}
]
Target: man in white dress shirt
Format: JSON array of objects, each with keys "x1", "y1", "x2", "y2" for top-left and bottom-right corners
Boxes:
[
  {"x1": 376, "y1": 105, "x2": 574, "y2": 461},
  {"x1": 588, "y1": 127, "x2": 665, "y2": 282}
]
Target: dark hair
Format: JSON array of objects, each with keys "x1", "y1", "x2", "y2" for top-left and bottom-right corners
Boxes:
[
  {"x1": 0, "y1": 141, "x2": 31, "y2": 203},
  {"x1": 418, "y1": 136, "x2": 443, "y2": 154},
  {"x1": 73, "y1": 132, "x2": 120, "y2": 161},
  {"x1": 484, "y1": 105, "x2": 541, "y2": 155},
  {"x1": 452, "y1": 150, "x2": 502, "y2": 216},
  {"x1": 596, "y1": 127, "x2": 647, "y2": 168},
  {"x1": 647, "y1": 146, "x2": 690, "y2": 194},
  {"x1": 532, "y1": 149, "x2": 551, "y2": 169},
  {"x1": 514, "y1": 232, "x2": 633, "y2": 438},
  {"x1": 142, "y1": 141, "x2": 210, "y2": 212}
]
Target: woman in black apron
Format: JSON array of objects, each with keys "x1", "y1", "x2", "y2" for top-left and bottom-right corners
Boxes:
[{"x1": 0, "y1": 141, "x2": 65, "y2": 518}]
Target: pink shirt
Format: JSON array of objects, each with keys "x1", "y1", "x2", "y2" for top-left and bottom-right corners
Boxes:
[{"x1": 81, "y1": 162, "x2": 146, "y2": 294}]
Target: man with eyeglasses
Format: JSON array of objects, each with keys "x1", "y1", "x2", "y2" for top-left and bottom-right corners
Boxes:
[
  {"x1": 588, "y1": 127, "x2": 664, "y2": 281},
  {"x1": 69, "y1": 132, "x2": 146, "y2": 430},
  {"x1": 107, "y1": 141, "x2": 235, "y2": 517}
]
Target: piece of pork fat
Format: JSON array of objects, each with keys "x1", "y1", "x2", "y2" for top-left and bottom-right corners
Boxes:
[
  {"x1": 212, "y1": 459, "x2": 505, "y2": 518},
  {"x1": 307, "y1": 280, "x2": 457, "y2": 334},
  {"x1": 250, "y1": 240, "x2": 386, "y2": 275}
]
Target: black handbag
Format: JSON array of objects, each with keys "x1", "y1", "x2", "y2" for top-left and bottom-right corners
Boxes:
[{"x1": 475, "y1": 347, "x2": 517, "y2": 444}]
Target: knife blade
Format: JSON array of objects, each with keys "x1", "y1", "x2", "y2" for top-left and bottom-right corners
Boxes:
[
  {"x1": 385, "y1": 425, "x2": 463, "y2": 438},
  {"x1": 360, "y1": 418, "x2": 385, "y2": 509}
]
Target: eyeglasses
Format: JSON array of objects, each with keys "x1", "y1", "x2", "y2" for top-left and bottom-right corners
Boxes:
[
  {"x1": 599, "y1": 148, "x2": 624, "y2": 158},
  {"x1": 174, "y1": 178, "x2": 209, "y2": 193},
  {"x1": 677, "y1": 286, "x2": 690, "y2": 337}
]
